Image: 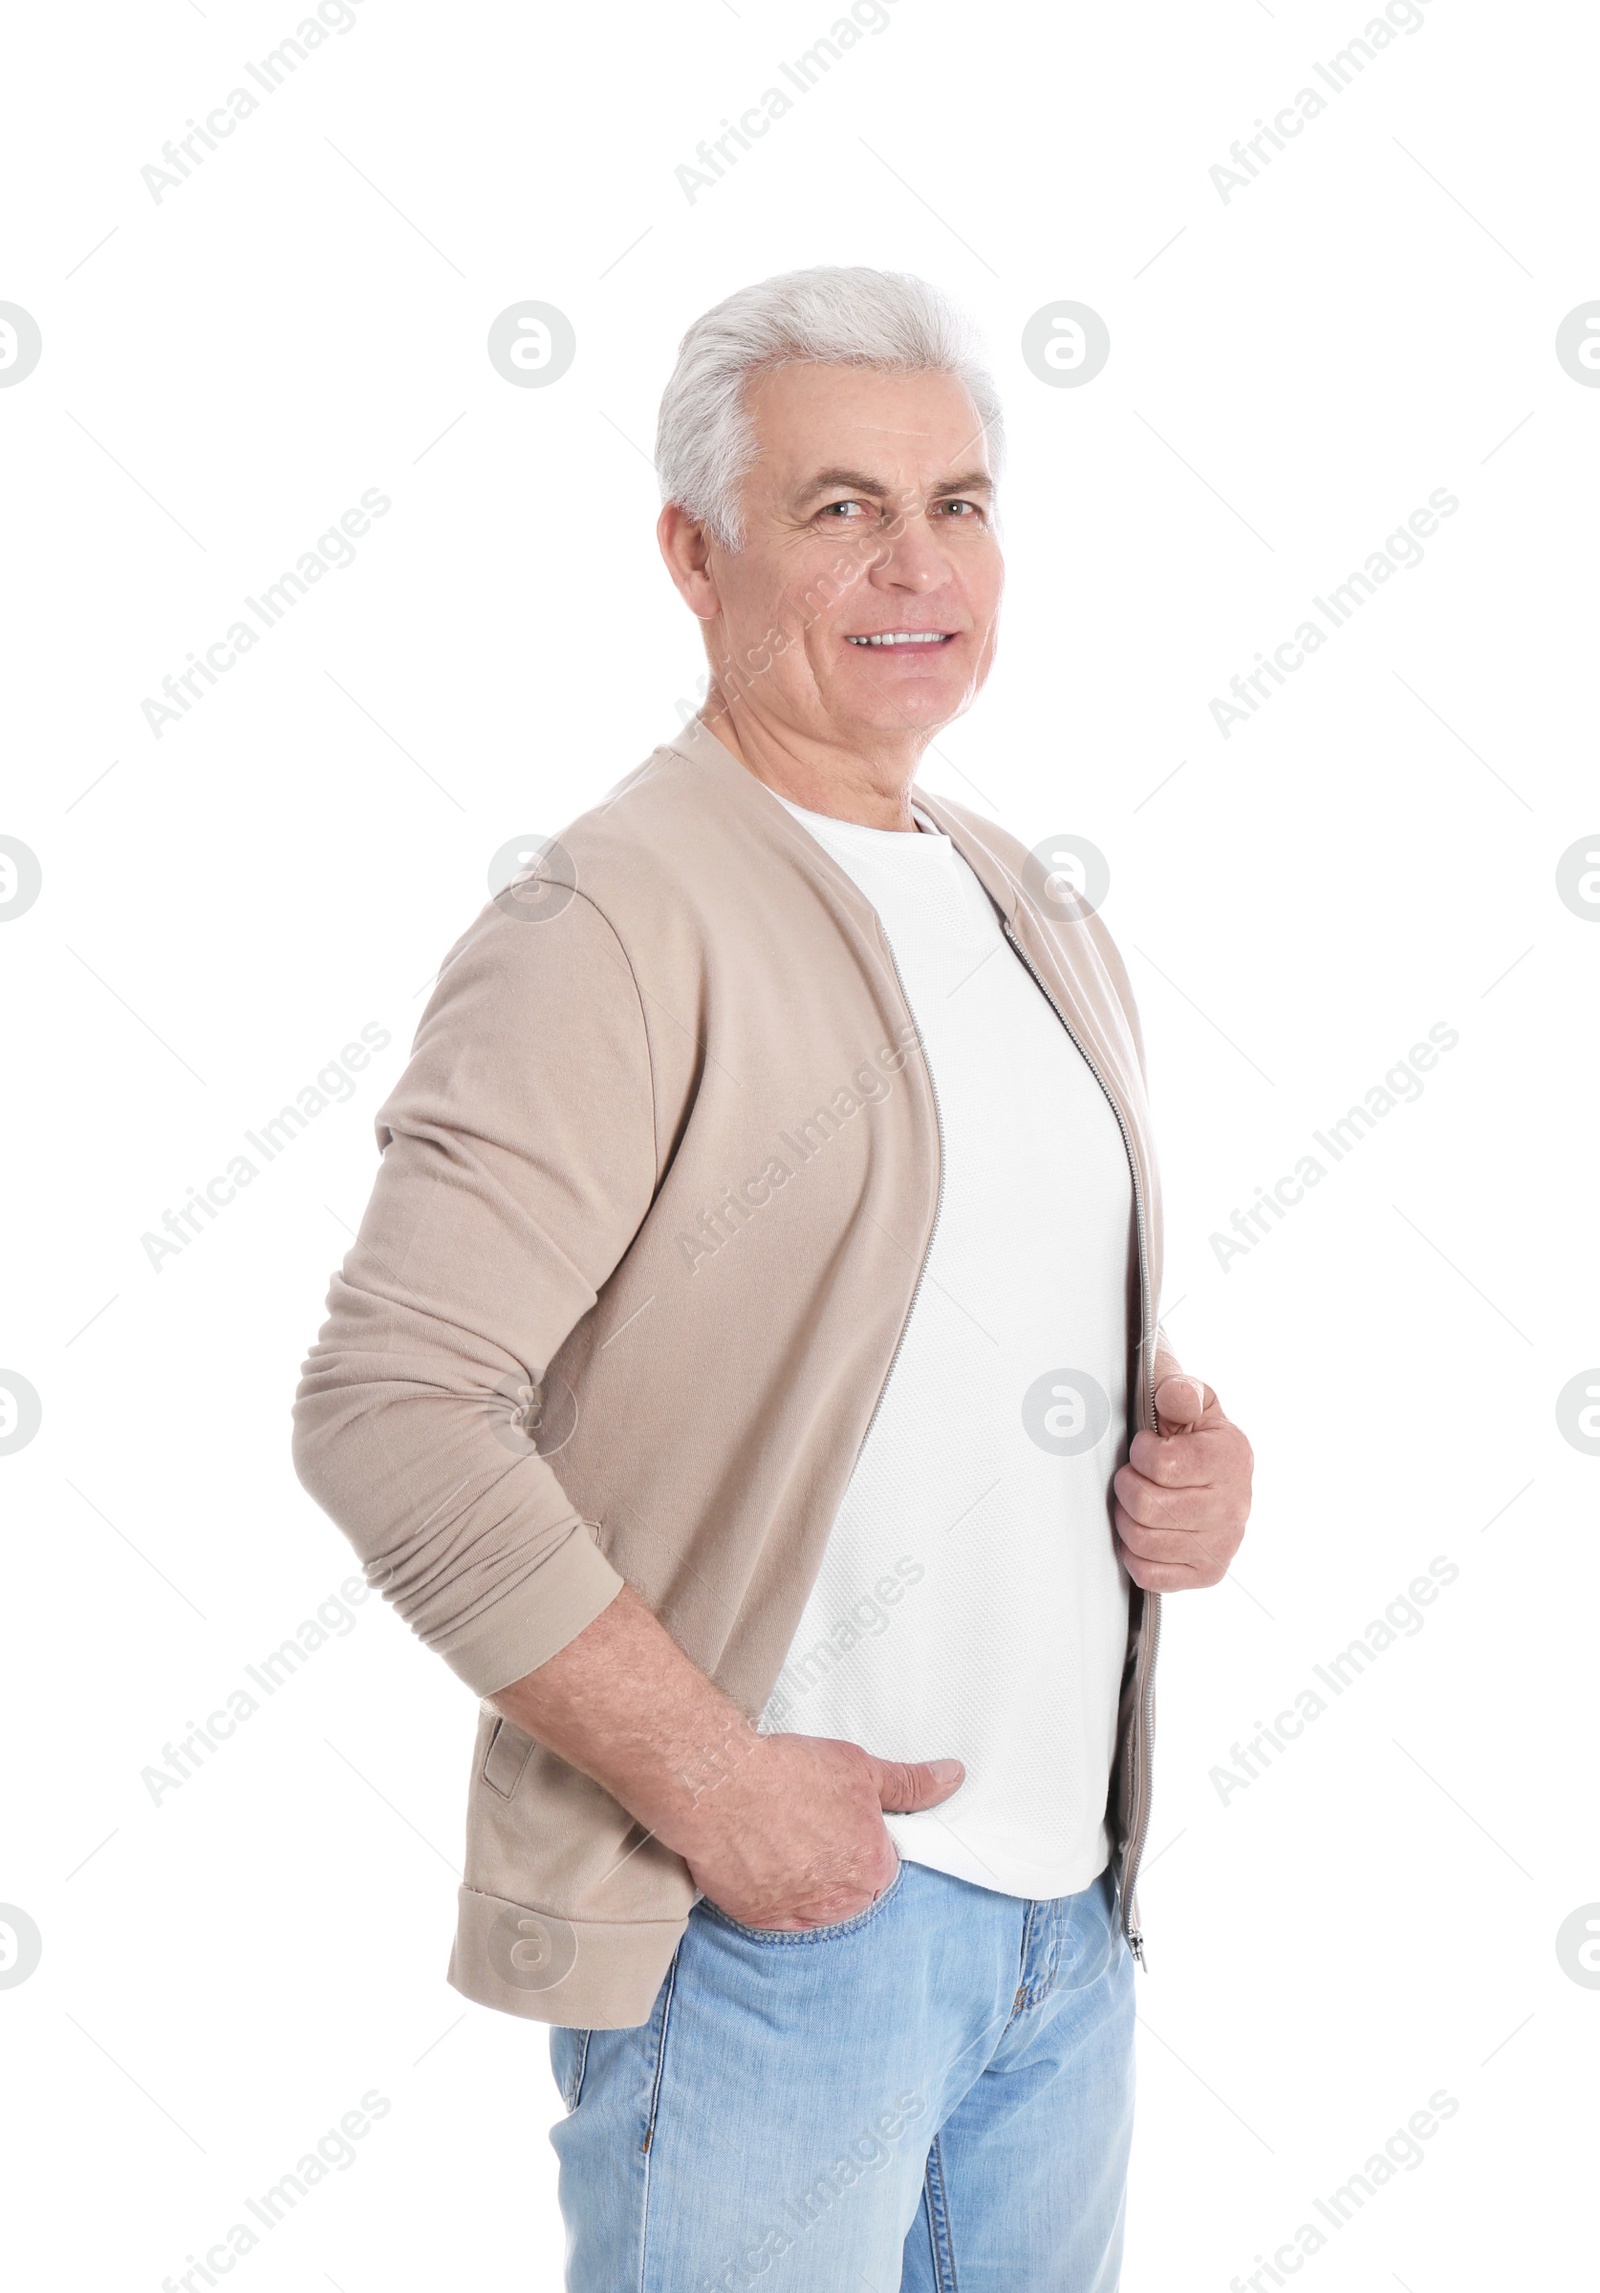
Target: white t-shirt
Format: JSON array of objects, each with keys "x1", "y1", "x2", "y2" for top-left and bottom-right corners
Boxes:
[{"x1": 759, "y1": 795, "x2": 1135, "y2": 1901}]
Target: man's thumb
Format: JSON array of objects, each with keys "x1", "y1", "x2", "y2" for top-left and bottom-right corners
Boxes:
[
  {"x1": 873, "y1": 1755, "x2": 965, "y2": 1813},
  {"x1": 1154, "y1": 1373, "x2": 1206, "y2": 1434}
]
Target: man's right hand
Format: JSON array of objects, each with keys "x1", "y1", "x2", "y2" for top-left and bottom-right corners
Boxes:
[
  {"x1": 676, "y1": 1732, "x2": 965, "y2": 1931},
  {"x1": 490, "y1": 1583, "x2": 964, "y2": 1935}
]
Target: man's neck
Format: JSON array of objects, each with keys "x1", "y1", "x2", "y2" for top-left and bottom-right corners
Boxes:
[{"x1": 697, "y1": 694, "x2": 924, "y2": 832}]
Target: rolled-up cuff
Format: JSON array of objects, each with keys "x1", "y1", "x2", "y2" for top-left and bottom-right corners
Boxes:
[
  {"x1": 448, "y1": 1882, "x2": 690, "y2": 2029},
  {"x1": 432, "y1": 1523, "x2": 627, "y2": 1696}
]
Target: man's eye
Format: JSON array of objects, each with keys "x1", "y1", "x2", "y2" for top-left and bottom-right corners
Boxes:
[
  {"x1": 818, "y1": 499, "x2": 869, "y2": 519},
  {"x1": 940, "y1": 498, "x2": 981, "y2": 518}
]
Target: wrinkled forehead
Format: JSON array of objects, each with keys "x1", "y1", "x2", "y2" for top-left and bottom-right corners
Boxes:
[{"x1": 741, "y1": 362, "x2": 996, "y2": 503}]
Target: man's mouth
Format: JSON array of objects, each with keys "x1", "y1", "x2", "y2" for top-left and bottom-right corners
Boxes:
[{"x1": 844, "y1": 631, "x2": 956, "y2": 647}]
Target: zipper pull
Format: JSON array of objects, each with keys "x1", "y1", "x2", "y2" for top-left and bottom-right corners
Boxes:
[{"x1": 1129, "y1": 1929, "x2": 1147, "y2": 1970}]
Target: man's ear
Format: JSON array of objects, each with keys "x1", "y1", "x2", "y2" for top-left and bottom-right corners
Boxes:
[{"x1": 658, "y1": 502, "x2": 721, "y2": 621}]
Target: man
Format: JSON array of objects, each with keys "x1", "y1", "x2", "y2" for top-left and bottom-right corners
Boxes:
[{"x1": 293, "y1": 266, "x2": 1253, "y2": 2290}]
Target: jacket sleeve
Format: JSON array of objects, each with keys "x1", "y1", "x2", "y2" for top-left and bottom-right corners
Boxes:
[{"x1": 291, "y1": 889, "x2": 658, "y2": 1696}]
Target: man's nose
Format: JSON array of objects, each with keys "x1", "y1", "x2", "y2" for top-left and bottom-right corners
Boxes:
[{"x1": 868, "y1": 509, "x2": 953, "y2": 591}]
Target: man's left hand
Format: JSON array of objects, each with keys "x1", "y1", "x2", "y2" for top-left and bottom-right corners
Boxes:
[{"x1": 1111, "y1": 1360, "x2": 1253, "y2": 1592}]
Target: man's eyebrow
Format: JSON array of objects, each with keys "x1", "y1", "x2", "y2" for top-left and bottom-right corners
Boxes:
[
  {"x1": 793, "y1": 467, "x2": 894, "y2": 507},
  {"x1": 928, "y1": 469, "x2": 994, "y2": 499},
  {"x1": 793, "y1": 465, "x2": 995, "y2": 508}
]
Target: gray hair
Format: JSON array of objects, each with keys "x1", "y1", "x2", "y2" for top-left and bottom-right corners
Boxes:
[{"x1": 655, "y1": 266, "x2": 1003, "y2": 550}]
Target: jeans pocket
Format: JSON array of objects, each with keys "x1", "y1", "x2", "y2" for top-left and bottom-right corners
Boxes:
[
  {"x1": 549, "y1": 2025, "x2": 591, "y2": 2113},
  {"x1": 701, "y1": 1854, "x2": 907, "y2": 1944}
]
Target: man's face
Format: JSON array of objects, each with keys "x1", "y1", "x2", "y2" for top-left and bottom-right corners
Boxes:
[{"x1": 684, "y1": 362, "x2": 1004, "y2": 750}]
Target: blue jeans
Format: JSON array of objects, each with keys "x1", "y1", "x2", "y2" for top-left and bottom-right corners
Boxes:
[{"x1": 548, "y1": 1858, "x2": 1135, "y2": 2291}]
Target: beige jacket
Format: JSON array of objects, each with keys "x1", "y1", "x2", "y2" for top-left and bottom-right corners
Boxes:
[{"x1": 292, "y1": 719, "x2": 1167, "y2": 2029}]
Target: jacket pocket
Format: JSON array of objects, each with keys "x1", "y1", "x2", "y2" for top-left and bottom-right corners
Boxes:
[{"x1": 481, "y1": 1715, "x2": 536, "y2": 1799}]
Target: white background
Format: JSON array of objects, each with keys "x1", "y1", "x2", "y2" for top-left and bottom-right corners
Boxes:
[{"x1": 2, "y1": 0, "x2": 1596, "y2": 2286}]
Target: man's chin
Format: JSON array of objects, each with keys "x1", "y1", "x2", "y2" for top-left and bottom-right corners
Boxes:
[{"x1": 835, "y1": 682, "x2": 974, "y2": 739}]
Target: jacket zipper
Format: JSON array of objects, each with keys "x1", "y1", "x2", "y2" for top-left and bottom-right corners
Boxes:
[{"x1": 1000, "y1": 920, "x2": 1161, "y2": 1969}]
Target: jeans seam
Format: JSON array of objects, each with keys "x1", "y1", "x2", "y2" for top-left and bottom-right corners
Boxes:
[
  {"x1": 923, "y1": 2132, "x2": 960, "y2": 2292},
  {"x1": 569, "y1": 2026, "x2": 592, "y2": 2112},
  {"x1": 1006, "y1": 1900, "x2": 1040, "y2": 2028},
  {"x1": 637, "y1": 1943, "x2": 682, "y2": 2293},
  {"x1": 1024, "y1": 1907, "x2": 1062, "y2": 2011}
]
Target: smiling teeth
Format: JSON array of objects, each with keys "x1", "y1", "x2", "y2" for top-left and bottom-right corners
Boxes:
[{"x1": 847, "y1": 632, "x2": 949, "y2": 645}]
